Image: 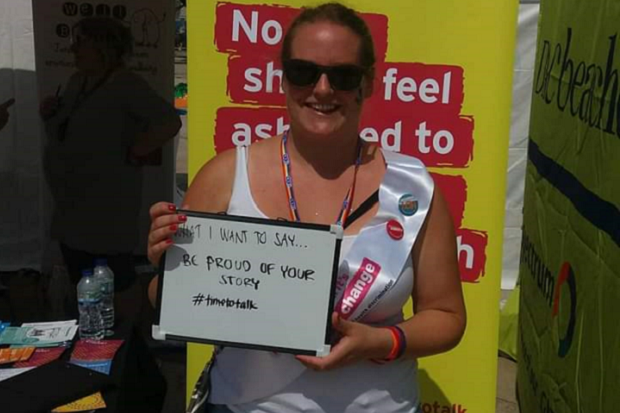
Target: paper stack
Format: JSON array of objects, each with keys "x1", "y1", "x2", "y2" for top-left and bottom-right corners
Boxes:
[{"x1": 0, "y1": 320, "x2": 77, "y2": 347}]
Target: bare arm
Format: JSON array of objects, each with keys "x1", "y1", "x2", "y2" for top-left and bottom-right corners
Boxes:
[
  {"x1": 397, "y1": 187, "x2": 466, "y2": 357},
  {"x1": 122, "y1": 71, "x2": 182, "y2": 158},
  {"x1": 129, "y1": 114, "x2": 182, "y2": 158},
  {"x1": 147, "y1": 149, "x2": 237, "y2": 306}
]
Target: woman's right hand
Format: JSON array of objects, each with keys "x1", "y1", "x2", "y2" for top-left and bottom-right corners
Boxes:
[
  {"x1": 147, "y1": 201, "x2": 187, "y2": 267},
  {"x1": 39, "y1": 96, "x2": 60, "y2": 120}
]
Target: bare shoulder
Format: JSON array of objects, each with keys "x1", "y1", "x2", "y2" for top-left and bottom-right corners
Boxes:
[
  {"x1": 248, "y1": 134, "x2": 280, "y2": 161},
  {"x1": 413, "y1": 183, "x2": 457, "y2": 268},
  {"x1": 183, "y1": 148, "x2": 237, "y2": 213},
  {"x1": 245, "y1": 135, "x2": 282, "y2": 177},
  {"x1": 366, "y1": 143, "x2": 385, "y2": 167},
  {"x1": 359, "y1": 143, "x2": 387, "y2": 183}
]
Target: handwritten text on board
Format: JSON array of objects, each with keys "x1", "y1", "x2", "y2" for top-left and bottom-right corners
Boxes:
[
  {"x1": 171, "y1": 218, "x2": 325, "y2": 311},
  {"x1": 159, "y1": 213, "x2": 340, "y2": 354}
]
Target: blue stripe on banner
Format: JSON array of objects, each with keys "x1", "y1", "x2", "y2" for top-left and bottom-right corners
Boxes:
[{"x1": 528, "y1": 138, "x2": 620, "y2": 247}]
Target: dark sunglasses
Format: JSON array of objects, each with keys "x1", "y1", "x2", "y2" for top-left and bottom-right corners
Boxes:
[{"x1": 283, "y1": 59, "x2": 367, "y2": 91}]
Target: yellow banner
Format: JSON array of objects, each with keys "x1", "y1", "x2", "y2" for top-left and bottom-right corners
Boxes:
[{"x1": 186, "y1": 1, "x2": 518, "y2": 411}]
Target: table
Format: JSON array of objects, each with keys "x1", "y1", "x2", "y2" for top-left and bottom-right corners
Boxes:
[{"x1": 0, "y1": 322, "x2": 167, "y2": 413}]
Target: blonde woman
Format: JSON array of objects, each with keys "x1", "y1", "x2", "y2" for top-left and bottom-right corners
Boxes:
[{"x1": 148, "y1": 4, "x2": 465, "y2": 412}]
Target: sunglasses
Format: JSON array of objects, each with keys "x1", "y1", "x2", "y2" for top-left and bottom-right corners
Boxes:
[{"x1": 283, "y1": 59, "x2": 367, "y2": 91}]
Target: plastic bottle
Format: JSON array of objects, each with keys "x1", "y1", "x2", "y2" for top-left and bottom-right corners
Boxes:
[
  {"x1": 77, "y1": 269, "x2": 104, "y2": 340},
  {"x1": 93, "y1": 258, "x2": 115, "y2": 335}
]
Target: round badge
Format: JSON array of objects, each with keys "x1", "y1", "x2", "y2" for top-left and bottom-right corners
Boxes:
[
  {"x1": 398, "y1": 194, "x2": 418, "y2": 216},
  {"x1": 386, "y1": 220, "x2": 404, "y2": 240}
]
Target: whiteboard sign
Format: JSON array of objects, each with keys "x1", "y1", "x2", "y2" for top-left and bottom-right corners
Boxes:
[{"x1": 154, "y1": 211, "x2": 343, "y2": 356}]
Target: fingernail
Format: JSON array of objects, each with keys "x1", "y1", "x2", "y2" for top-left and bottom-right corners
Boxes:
[
  {"x1": 178, "y1": 215, "x2": 187, "y2": 222},
  {"x1": 168, "y1": 204, "x2": 176, "y2": 212},
  {"x1": 166, "y1": 238, "x2": 173, "y2": 244},
  {"x1": 170, "y1": 224, "x2": 178, "y2": 231}
]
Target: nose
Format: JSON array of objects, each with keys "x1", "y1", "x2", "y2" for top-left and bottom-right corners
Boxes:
[{"x1": 313, "y1": 73, "x2": 333, "y2": 96}]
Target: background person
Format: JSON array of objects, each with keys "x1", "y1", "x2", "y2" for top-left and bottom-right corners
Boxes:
[
  {"x1": 148, "y1": 3, "x2": 465, "y2": 412},
  {"x1": 40, "y1": 17, "x2": 181, "y2": 317}
]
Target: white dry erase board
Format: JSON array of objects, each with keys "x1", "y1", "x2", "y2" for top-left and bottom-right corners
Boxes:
[{"x1": 153, "y1": 211, "x2": 343, "y2": 356}]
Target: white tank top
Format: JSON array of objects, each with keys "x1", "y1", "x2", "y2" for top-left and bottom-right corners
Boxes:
[{"x1": 210, "y1": 146, "x2": 420, "y2": 413}]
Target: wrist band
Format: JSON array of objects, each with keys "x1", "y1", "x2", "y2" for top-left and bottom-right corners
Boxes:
[
  {"x1": 372, "y1": 325, "x2": 406, "y2": 363},
  {"x1": 392, "y1": 325, "x2": 407, "y2": 359},
  {"x1": 385, "y1": 327, "x2": 400, "y2": 360}
]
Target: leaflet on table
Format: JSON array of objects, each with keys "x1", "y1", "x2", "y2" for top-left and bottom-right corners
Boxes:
[
  {"x1": 13, "y1": 346, "x2": 67, "y2": 368},
  {"x1": 21, "y1": 320, "x2": 77, "y2": 327},
  {"x1": 71, "y1": 339, "x2": 124, "y2": 362},
  {"x1": 0, "y1": 347, "x2": 35, "y2": 364},
  {"x1": 51, "y1": 340, "x2": 124, "y2": 412},
  {"x1": 0, "y1": 323, "x2": 77, "y2": 345},
  {"x1": 71, "y1": 360, "x2": 113, "y2": 375},
  {"x1": 10, "y1": 341, "x2": 68, "y2": 348},
  {"x1": 68, "y1": 339, "x2": 124, "y2": 375},
  {"x1": 52, "y1": 392, "x2": 107, "y2": 412},
  {"x1": 0, "y1": 367, "x2": 35, "y2": 382},
  {"x1": 0, "y1": 322, "x2": 9, "y2": 334}
]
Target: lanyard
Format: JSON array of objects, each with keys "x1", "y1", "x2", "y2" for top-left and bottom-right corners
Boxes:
[{"x1": 280, "y1": 131, "x2": 363, "y2": 226}]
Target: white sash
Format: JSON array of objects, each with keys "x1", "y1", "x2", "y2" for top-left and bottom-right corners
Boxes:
[
  {"x1": 334, "y1": 149, "x2": 434, "y2": 321},
  {"x1": 208, "y1": 149, "x2": 434, "y2": 405}
]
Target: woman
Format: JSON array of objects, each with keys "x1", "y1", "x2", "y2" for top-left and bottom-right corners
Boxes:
[
  {"x1": 148, "y1": 3, "x2": 465, "y2": 412},
  {"x1": 41, "y1": 18, "x2": 181, "y2": 294}
]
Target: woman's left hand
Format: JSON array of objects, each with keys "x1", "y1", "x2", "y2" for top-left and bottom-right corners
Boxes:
[{"x1": 296, "y1": 312, "x2": 392, "y2": 371}]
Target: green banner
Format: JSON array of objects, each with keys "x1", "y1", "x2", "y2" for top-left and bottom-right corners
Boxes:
[{"x1": 519, "y1": 0, "x2": 620, "y2": 412}]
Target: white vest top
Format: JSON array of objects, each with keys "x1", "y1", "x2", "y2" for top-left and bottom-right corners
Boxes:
[{"x1": 209, "y1": 146, "x2": 434, "y2": 413}]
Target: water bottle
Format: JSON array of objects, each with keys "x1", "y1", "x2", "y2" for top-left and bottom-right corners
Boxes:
[
  {"x1": 77, "y1": 269, "x2": 104, "y2": 340},
  {"x1": 93, "y1": 258, "x2": 115, "y2": 335}
]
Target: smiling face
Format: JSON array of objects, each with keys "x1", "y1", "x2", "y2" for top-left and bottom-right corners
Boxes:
[{"x1": 283, "y1": 21, "x2": 373, "y2": 142}]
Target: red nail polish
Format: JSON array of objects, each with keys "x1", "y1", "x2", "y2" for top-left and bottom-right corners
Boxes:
[
  {"x1": 166, "y1": 238, "x2": 173, "y2": 245},
  {"x1": 179, "y1": 215, "x2": 187, "y2": 222},
  {"x1": 168, "y1": 204, "x2": 176, "y2": 212},
  {"x1": 170, "y1": 224, "x2": 178, "y2": 231}
]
